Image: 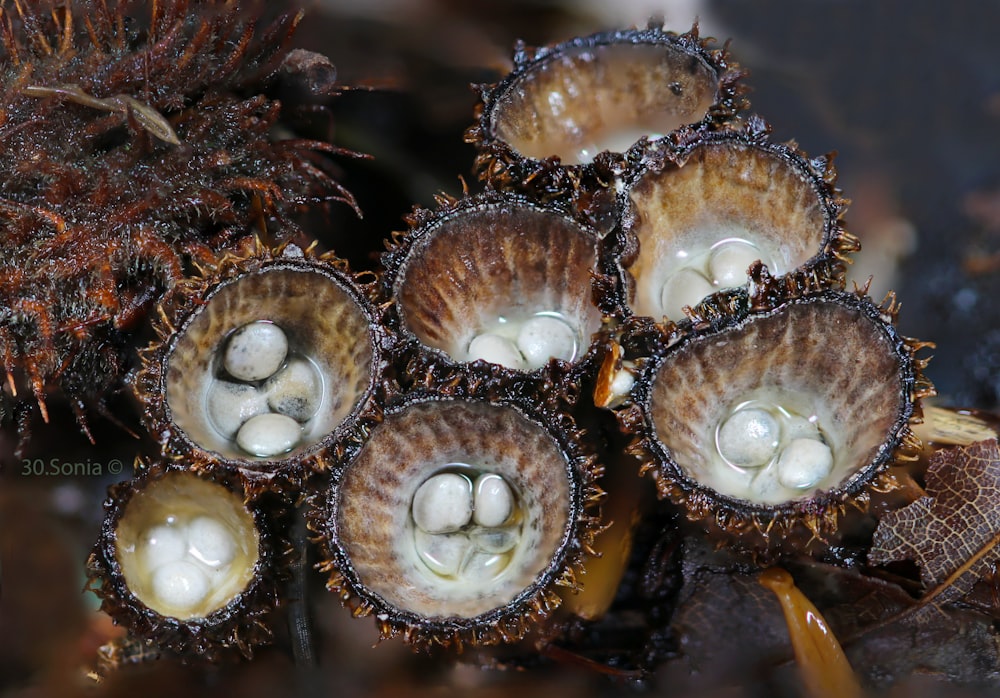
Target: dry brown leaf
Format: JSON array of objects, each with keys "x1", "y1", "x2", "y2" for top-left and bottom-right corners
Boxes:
[{"x1": 869, "y1": 439, "x2": 1000, "y2": 610}]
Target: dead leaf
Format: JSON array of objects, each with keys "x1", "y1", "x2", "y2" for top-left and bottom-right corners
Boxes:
[{"x1": 868, "y1": 439, "x2": 1000, "y2": 611}]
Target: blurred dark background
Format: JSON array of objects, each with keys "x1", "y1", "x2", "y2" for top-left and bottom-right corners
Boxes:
[{"x1": 3, "y1": 1, "x2": 1000, "y2": 696}]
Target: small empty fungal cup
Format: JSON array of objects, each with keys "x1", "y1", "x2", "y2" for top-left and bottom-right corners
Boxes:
[
  {"x1": 486, "y1": 31, "x2": 722, "y2": 165},
  {"x1": 113, "y1": 471, "x2": 260, "y2": 620},
  {"x1": 645, "y1": 295, "x2": 911, "y2": 508},
  {"x1": 333, "y1": 399, "x2": 575, "y2": 621},
  {"x1": 625, "y1": 136, "x2": 836, "y2": 319},
  {"x1": 392, "y1": 199, "x2": 602, "y2": 372},
  {"x1": 163, "y1": 262, "x2": 375, "y2": 463}
]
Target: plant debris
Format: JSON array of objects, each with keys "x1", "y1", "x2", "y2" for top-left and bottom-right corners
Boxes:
[{"x1": 870, "y1": 439, "x2": 1000, "y2": 611}]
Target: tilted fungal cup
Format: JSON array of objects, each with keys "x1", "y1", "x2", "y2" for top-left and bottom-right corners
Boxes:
[
  {"x1": 626, "y1": 289, "x2": 930, "y2": 550},
  {"x1": 384, "y1": 194, "x2": 604, "y2": 376},
  {"x1": 313, "y1": 393, "x2": 604, "y2": 649},
  {"x1": 467, "y1": 23, "x2": 745, "y2": 224},
  {"x1": 138, "y1": 243, "x2": 385, "y2": 482},
  {"x1": 619, "y1": 127, "x2": 856, "y2": 322},
  {"x1": 87, "y1": 462, "x2": 282, "y2": 658},
  {"x1": 485, "y1": 30, "x2": 720, "y2": 164}
]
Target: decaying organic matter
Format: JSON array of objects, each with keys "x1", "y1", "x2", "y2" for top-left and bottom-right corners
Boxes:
[{"x1": 0, "y1": 0, "x2": 357, "y2": 448}]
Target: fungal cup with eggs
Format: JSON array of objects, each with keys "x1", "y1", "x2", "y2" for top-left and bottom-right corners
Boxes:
[
  {"x1": 112, "y1": 472, "x2": 260, "y2": 620},
  {"x1": 624, "y1": 134, "x2": 840, "y2": 320},
  {"x1": 388, "y1": 196, "x2": 602, "y2": 373},
  {"x1": 158, "y1": 262, "x2": 376, "y2": 467},
  {"x1": 641, "y1": 293, "x2": 916, "y2": 516},
  {"x1": 329, "y1": 399, "x2": 580, "y2": 624},
  {"x1": 481, "y1": 28, "x2": 724, "y2": 166}
]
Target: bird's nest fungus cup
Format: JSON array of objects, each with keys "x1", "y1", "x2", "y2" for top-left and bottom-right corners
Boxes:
[
  {"x1": 87, "y1": 464, "x2": 282, "y2": 658},
  {"x1": 622, "y1": 289, "x2": 933, "y2": 552},
  {"x1": 383, "y1": 194, "x2": 606, "y2": 379},
  {"x1": 467, "y1": 23, "x2": 746, "y2": 220},
  {"x1": 312, "y1": 395, "x2": 605, "y2": 648},
  {"x1": 616, "y1": 126, "x2": 856, "y2": 322},
  {"x1": 136, "y1": 243, "x2": 386, "y2": 485}
]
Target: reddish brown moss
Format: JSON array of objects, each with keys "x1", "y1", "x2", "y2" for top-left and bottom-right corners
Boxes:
[{"x1": 0, "y1": 0, "x2": 356, "y2": 448}]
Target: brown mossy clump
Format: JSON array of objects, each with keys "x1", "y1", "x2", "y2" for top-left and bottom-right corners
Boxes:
[{"x1": 0, "y1": 0, "x2": 356, "y2": 448}]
